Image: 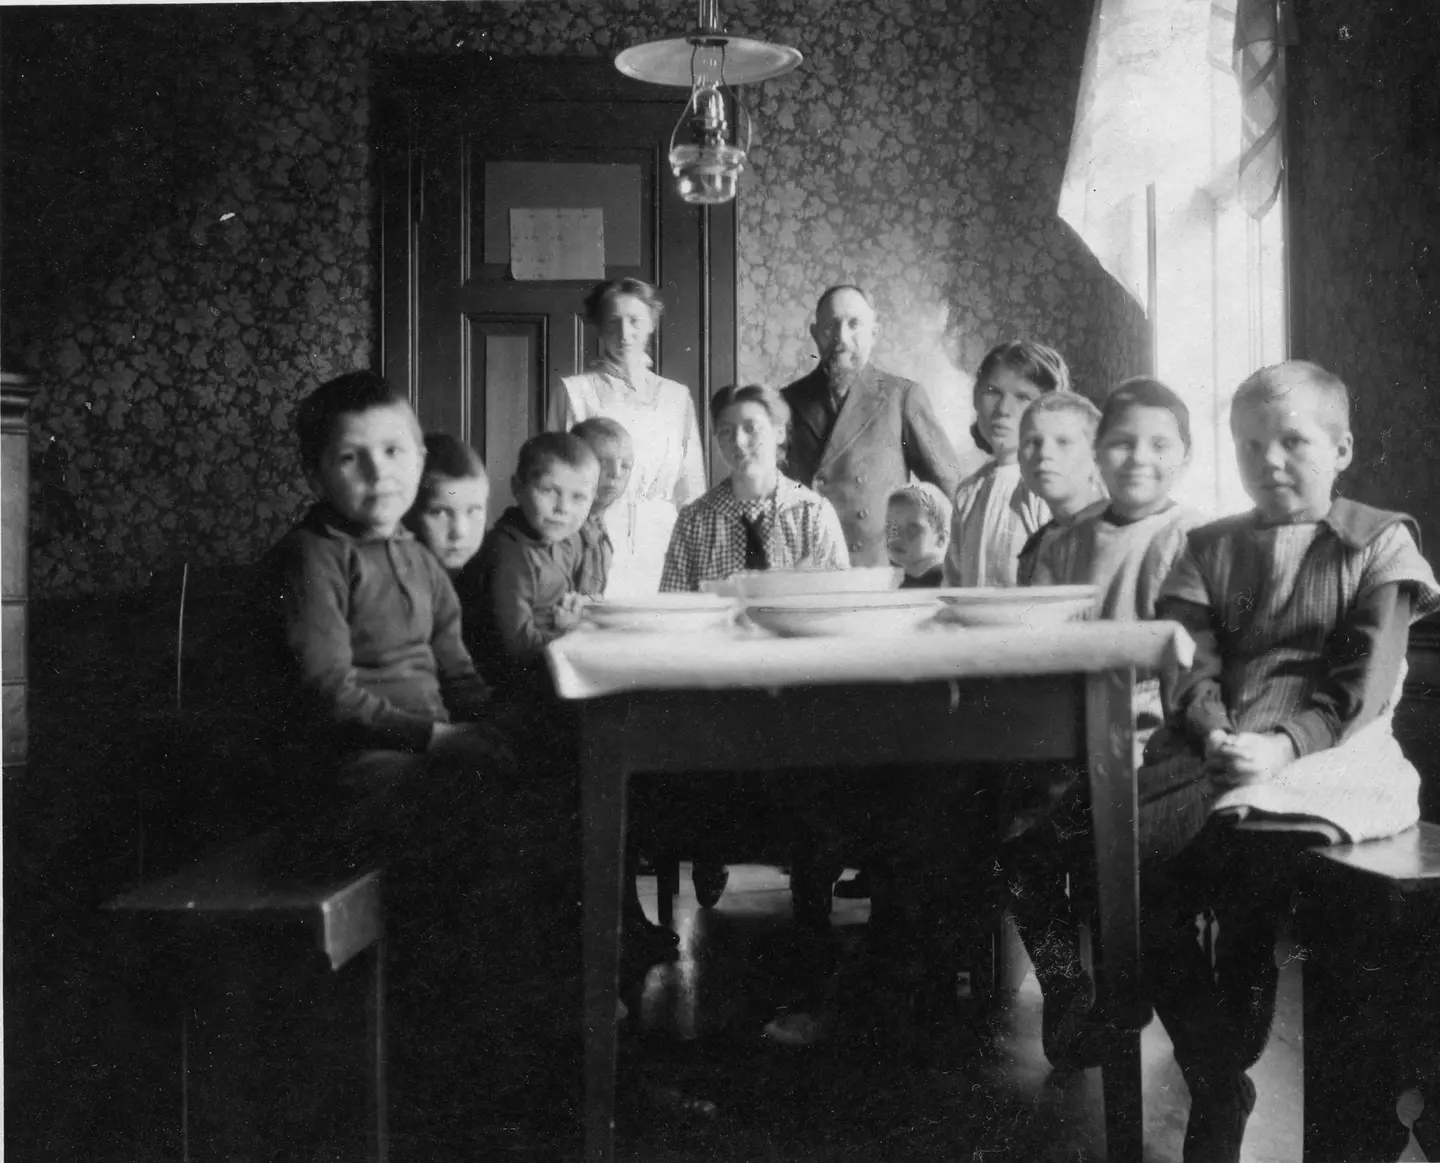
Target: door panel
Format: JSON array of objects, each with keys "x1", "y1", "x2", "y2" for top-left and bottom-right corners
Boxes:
[
  {"x1": 468, "y1": 316, "x2": 546, "y2": 516},
  {"x1": 378, "y1": 58, "x2": 736, "y2": 494}
]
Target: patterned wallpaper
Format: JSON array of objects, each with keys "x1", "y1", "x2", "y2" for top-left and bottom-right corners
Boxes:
[
  {"x1": 1290, "y1": 1, "x2": 1440, "y2": 554},
  {"x1": 5, "y1": 0, "x2": 1145, "y2": 597}
]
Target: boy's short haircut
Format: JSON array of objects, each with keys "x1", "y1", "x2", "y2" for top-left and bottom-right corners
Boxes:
[
  {"x1": 888, "y1": 481, "x2": 953, "y2": 543},
  {"x1": 412, "y1": 434, "x2": 487, "y2": 515},
  {"x1": 1020, "y1": 391, "x2": 1103, "y2": 439},
  {"x1": 513, "y1": 431, "x2": 599, "y2": 484},
  {"x1": 422, "y1": 433, "x2": 487, "y2": 483},
  {"x1": 571, "y1": 416, "x2": 633, "y2": 449},
  {"x1": 1232, "y1": 360, "x2": 1352, "y2": 439},
  {"x1": 297, "y1": 371, "x2": 416, "y2": 473},
  {"x1": 1099, "y1": 376, "x2": 1192, "y2": 451}
]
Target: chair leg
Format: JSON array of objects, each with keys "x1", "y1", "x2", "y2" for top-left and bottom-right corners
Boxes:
[{"x1": 368, "y1": 935, "x2": 387, "y2": 1163}]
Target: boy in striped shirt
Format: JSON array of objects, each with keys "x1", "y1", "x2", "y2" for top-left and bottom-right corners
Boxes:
[{"x1": 1144, "y1": 361, "x2": 1439, "y2": 1163}]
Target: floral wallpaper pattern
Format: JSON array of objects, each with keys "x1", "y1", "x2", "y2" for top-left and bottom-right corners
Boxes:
[
  {"x1": 1289, "y1": 0, "x2": 1440, "y2": 557},
  {"x1": 6, "y1": 0, "x2": 1144, "y2": 598}
]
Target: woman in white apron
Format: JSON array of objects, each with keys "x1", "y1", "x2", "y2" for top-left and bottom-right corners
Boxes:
[{"x1": 547, "y1": 278, "x2": 707, "y2": 599}]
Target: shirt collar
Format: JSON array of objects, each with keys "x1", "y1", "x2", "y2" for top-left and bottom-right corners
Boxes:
[
  {"x1": 1319, "y1": 498, "x2": 1414, "y2": 550},
  {"x1": 710, "y1": 475, "x2": 804, "y2": 521},
  {"x1": 306, "y1": 502, "x2": 416, "y2": 545},
  {"x1": 495, "y1": 505, "x2": 564, "y2": 550}
]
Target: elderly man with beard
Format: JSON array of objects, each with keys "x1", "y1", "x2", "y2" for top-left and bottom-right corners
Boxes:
[{"x1": 782, "y1": 285, "x2": 962, "y2": 566}]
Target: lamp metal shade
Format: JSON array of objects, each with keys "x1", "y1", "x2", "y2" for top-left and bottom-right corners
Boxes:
[{"x1": 615, "y1": 35, "x2": 802, "y2": 87}]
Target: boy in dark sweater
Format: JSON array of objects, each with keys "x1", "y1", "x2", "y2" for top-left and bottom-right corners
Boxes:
[
  {"x1": 267, "y1": 371, "x2": 511, "y2": 887},
  {"x1": 456, "y1": 431, "x2": 599, "y2": 695},
  {"x1": 270, "y1": 373, "x2": 495, "y2": 772},
  {"x1": 270, "y1": 374, "x2": 584, "y2": 1117}
]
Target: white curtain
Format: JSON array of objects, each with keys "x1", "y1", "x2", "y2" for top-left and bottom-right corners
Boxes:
[
  {"x1": 1058, "y1": 0, "x2": 1283, "y2": 310},
  {"x1": 1058, "y1": 0, "x2": 1288, "y2": 518}
]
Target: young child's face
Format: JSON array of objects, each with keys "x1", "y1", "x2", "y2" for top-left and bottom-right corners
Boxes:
[
  {"x1": 886, "y1": 497, "x2": 945, "y2": 575},
  {"x1": 1096, "y1": 404, "x2": 1190, "y2": 519},
  {"x1": 1019, "y1": 409, "x2": 1095, "y2": 511},
  {"x1": 589, "y1": 436, "x2": 635, "y2": 512},
  {"x1": 976, "y1": 367, "x2": 1045, "y2": 462},
  {"x1": 415, "y1": 475, "x2": 489, "y2": 572},
  {"x1": 311, "y1": 404, "x2": 424, "y2": 537},
  {"x1": 1231, "y1": 385, "x2": 1353, "y2": 523},
  {"x1": 513, "y1": 458, "x2": 599, "y2": 545}
]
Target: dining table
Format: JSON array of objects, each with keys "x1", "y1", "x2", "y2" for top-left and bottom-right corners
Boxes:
[{"x1": 546, "y1": 615, "x2": 1195, "y2": 1163}]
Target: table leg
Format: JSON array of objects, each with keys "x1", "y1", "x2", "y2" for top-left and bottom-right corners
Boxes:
[
  {"x1": 1086, "y1": 668, "x2": 1144, "y2": 1163},
  {"x1": 580, "y1": 704, "x2": 630, "y2": 1163}
]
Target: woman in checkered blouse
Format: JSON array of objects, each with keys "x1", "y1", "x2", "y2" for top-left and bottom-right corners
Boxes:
[{"x1": 659, "y1": 383, "x2": 849, "y2": 592}]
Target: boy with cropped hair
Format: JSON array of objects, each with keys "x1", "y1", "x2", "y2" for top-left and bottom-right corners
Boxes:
[
  {"x1": 1144, "y1": 359, "x2": 1440, "y2": 1162},
  {"x1": 1015, "y1": 391, "x2": 1106, "y2": 584},
  {"x1": 457, "y1": 431, "x2": 599, "y2": 694},
  {"x1": 271, "y1": 370, "x2": 496, "y2": 777},
  {"x1": 1007, "y1": 377, "x2": 1201, "y2": 1070},
  {"x1": 886, "y1": 481, "x2": 952, "y2": 588},
  {"x1": 1033, "y1": 377, "x2": 1201, "y2": 622}
]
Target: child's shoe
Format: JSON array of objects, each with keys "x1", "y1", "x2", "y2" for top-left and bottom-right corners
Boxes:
[
  {"x1": 832, "y1": 867, "x2": 871, "y2": 899},
  {"x1": 763, "y1": 1009, "x2": 831, "y2": 1047},
  {"x1": 1182, "y1": 1072, "x2": 1256, "y2": 1163}
]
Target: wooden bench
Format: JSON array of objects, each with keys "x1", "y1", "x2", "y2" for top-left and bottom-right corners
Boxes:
[
  {"x1": 1298, "y1": 820, "x2": 1440, "y2": 1163},
  {"x1": 106, "y1": 826, "x2": 387, "y2": 1162}
]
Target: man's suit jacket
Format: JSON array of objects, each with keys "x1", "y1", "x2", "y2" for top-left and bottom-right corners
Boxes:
[{"x1": 782, "y1": 364, "x2": 962, "y2": 566}]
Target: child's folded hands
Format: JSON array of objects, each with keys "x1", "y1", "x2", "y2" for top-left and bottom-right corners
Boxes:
[
  {"x1": 1203, "y1": 729, "x2": 1296, "y2": 786},
  {"x1": 554, "y1": 591, "x2": 589, "y2": 631}
]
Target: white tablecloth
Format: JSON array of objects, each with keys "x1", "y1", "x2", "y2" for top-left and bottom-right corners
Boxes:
[{"x1": 545, "y1": 620, "x2": 1195, "y2": 701}]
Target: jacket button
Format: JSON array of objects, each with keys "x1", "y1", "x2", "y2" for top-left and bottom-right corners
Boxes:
[
  {"x1": 855, "y1": 475, "x2": 864, "y2": 485},
  {"x1": 858, "y1": 509, "x2": 868, "y2": 519},
  {"x1": 849, "y1": 541, "x2": 861, "y2": 552},
  {"x1": 816, "y1": 475, "x2": 826, "y2": 487}
]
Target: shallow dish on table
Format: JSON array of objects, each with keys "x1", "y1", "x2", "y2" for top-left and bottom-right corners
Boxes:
[
  {"x1": 730, "y1": 566, "x2": 902, "y2": 600},
  {"x1": 584, "y1": 593, "x2": 734, "y2": 634},
  {"x1": 744, "y1": 590, "x2": 940, "y2": 638},
  {"x1": 933, "y1": 585, "x2": 1096, "y2": 628}
]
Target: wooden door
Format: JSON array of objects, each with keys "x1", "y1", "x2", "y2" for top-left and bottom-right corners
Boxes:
[{"x1": 377, "y1": 58, "x2": 737, "y2": 514}]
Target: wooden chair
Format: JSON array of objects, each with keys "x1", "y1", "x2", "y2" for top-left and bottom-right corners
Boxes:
[
  {"x1": 1298, "y1": 821, "x2": 1440, "y2": 1163},
  {"x1": 106, "y1": 828, "x2": 387, "y2": 1162},
  {"x1": 105, "y1": 563, "x2": 390, "y2": 1160}
]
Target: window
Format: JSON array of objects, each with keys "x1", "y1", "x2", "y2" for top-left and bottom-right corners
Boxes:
[{"x1": 1060, "y1": 0, "x2": 1289, "y2": 518}]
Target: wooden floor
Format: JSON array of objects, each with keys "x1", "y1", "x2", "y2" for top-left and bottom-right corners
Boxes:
[{"x1": 7, "y1": 861, "x2": 1432, "y2": 1162}]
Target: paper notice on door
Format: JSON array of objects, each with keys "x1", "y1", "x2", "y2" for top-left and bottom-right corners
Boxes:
[{"x1": 509, "y1": 208, "x2": 605, "y2": 281}]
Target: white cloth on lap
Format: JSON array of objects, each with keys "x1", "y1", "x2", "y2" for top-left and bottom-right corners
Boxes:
[{"x1": 1212, "y1": 669, "x2": 1420, "y2": 844}]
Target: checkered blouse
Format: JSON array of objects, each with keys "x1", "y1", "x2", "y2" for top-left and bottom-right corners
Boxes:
[{"x1": 659, "y1": 475, "x2": 849, "y2": 592}]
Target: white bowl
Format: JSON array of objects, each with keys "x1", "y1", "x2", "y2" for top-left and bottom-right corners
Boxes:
[
  {"x1": 731, "y1": 566, "x2": 902, "y2": 600},
  {"x1": 934, "y1": 585, "x2": 1096, "y2": 628},
  {"x1": 585, "y1": 593, "x2": 734, "y2": 634},
  {"x1": 745, "y1": 591, "x2": 940, "y2": 638}
]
